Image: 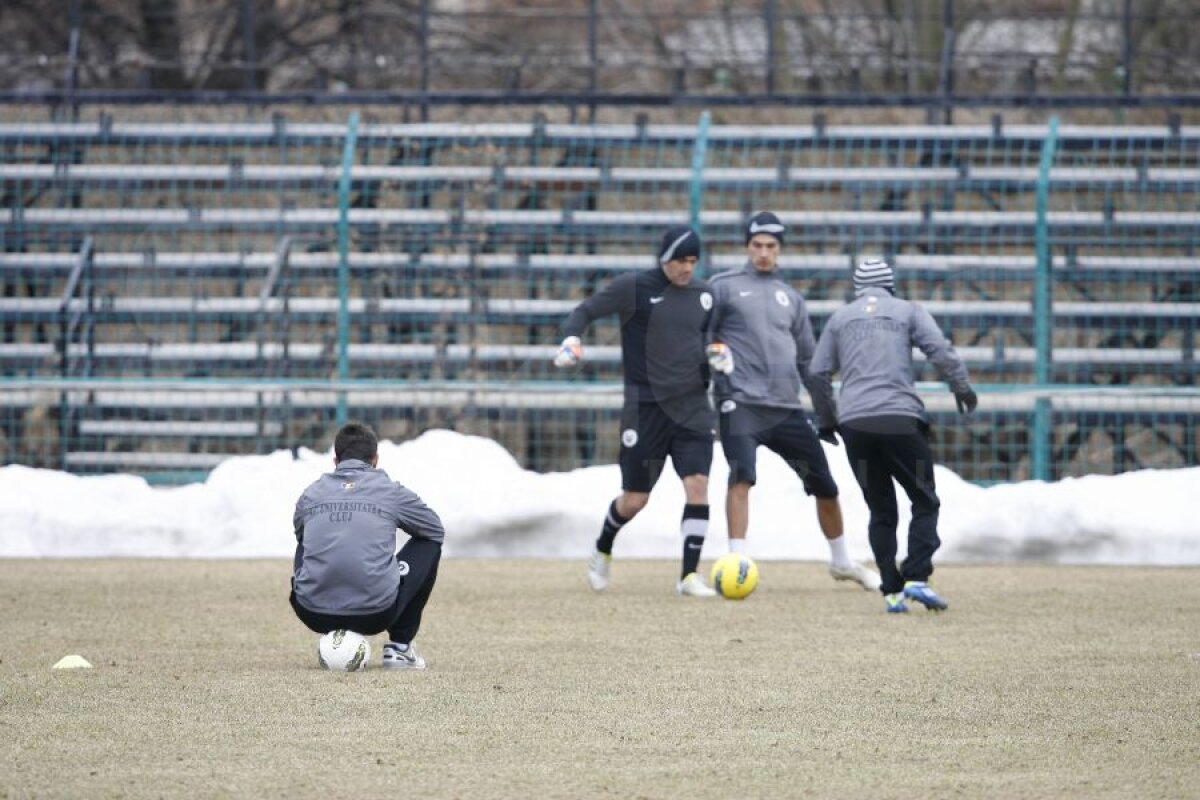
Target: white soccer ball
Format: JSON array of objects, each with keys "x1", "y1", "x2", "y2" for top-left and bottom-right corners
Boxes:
[{"x1": 318, "y1": 630, "x2": 371, "y2": 672}]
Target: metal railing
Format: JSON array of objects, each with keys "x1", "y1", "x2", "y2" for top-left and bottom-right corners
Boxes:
[{"x1": 2, "y1": 115, "x2": 1196, "y2": 482}]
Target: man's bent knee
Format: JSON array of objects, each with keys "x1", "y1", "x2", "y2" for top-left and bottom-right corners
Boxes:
[
  {"x1": 681, "y1": 474, "x2": 708, "y2": 503},
  {"x1": 618, "y1": 492, "x2": 650, "y2": 517},
  {"x1": 727, "y1": 481, "x2": 752, "y2": 499}
]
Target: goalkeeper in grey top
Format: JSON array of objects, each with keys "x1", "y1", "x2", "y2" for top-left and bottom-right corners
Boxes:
[
  {"x1": 290, "y1": 422, "x2": 445, "y2": 668},
  {"x1": 810, "y1": 257, "x2": 978, "y2": 614},
  {"x1": 706, "y1": 211, "x2": 880, "y2": 591}
]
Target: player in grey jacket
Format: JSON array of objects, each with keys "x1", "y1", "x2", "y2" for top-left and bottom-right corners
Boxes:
[
  {"x1": 706, "y1": 211, "x2": 880, "y2": 591},
  {"x1": 810, "y1": 257, "x2": 978, "y2": 614},
  {"x1": 290, "y1": 423, "x2": 445, "y2": 668}
]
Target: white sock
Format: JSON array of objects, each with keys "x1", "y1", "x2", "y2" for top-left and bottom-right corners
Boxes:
[
  {"x1": 729, "y1": 538, "x2": 747, "y2": 554},
  {"x1": 827, "y1": 534, "x2": 851, "y2": 568}
]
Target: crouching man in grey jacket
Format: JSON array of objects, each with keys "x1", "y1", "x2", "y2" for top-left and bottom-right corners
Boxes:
[{"x1": 290, "y1": 422, "x2": 445, "y2": 669}]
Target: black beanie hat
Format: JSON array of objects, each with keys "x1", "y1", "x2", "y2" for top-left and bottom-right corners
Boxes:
[
  {"x1": 745, "y1": 211, "x2": 785, "y2": 245},
  {"x1": 658, "y1": 226, "x2": 702, "y2": 264}
]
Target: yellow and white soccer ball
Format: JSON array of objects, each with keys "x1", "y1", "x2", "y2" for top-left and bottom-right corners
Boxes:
[
  {"x1": 318, "y1": 629, "x2": 371, "y2": 672},
  {"x1": 710, "y1": 553, "x2": 759, "y2": 600}
]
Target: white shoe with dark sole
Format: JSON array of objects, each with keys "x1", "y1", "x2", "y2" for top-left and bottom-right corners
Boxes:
[
  {"x1": 676, "y1": 572, "x2": 717, "y2": 598},
  {"x1": 587, "y1": 549, "x2": 612, "y2": 592},
  {"x1": 382, "y1": 642, "x2": 426, "y2": 670},
  {"x1": 829, "y1": 562, "x2": 882, "y2": 591}
]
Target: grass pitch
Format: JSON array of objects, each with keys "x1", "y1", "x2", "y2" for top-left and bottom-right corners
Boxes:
[{"x1": 1, "y1": 559, "x2": 1197, "y2": 799}]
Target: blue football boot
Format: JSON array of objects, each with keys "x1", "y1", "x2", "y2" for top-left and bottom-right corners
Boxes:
[{"x1": 902, "y1": 581, "x2": 948, "y2": 611}]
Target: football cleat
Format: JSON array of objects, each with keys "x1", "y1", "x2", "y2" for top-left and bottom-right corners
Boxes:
[
  {"x1": 586, "y1": 548, "x2": 612, "y2": 592},
  {"x1": 676, "y1": 572, "x2": 717, "y2": 598},
  {"x1": 382, "y1": 641, "x2": 426, "y2": 670},
  {"x1": 903, "y1": 581, "x2": 948, "y2": 611},
  {"x1": 829, "y1": 562, "x2": 882, "y2": 592},
  {"x1": 884, "y1": 593, "x2": 909, "y2": 613}
]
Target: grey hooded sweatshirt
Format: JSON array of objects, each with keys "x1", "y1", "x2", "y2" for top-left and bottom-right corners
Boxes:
[
  {"x1": 292, "y1": 459, "x2": 444, "y2": 616},
  {"x1": 809, "y1": 289, "x2": 971, "y2": 428}
]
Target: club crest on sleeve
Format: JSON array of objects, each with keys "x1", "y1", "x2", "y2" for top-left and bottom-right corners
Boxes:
[
  {"x1": 621, "y1": 428, "x2": 639, "y2": 448},
  {"x1": 720, "y1": 399, "x2": 737, "y2": 414}
]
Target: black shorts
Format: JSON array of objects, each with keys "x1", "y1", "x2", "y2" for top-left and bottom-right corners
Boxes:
[
  {"x1": 718, "y1": 403, "x2": 838, "y2": 497},
  {"x1": 619, "y1": 396, "x2": 715, "y2": 493}
]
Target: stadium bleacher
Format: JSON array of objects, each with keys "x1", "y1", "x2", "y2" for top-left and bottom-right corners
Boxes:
[{"x1": 1, "y1": 118, "x2": 1196, "y2": 482}]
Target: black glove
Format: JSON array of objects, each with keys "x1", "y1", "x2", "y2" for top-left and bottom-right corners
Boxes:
[
  {"x1": 818, "y1": 427, "x2": 840, "y2": 446},
  {"x1": 955, "y1": 389, "x2": 978, "y2": 415}
]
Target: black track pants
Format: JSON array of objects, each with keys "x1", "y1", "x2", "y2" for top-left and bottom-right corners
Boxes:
[{"x1": 840, "y1": 415, "x2": 941, "y2": 595}]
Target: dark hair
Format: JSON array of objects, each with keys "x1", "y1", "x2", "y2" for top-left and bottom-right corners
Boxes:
[{"x1": 334, "y1": 423, "x2": 378, "y2": 463}]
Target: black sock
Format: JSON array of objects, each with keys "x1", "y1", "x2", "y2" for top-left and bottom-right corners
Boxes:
[
  {"x1": 596, "y1": 499, "x2": 629, "y2": 555},
  {"x1": 680, "y1": 503, "x2": 709, "y2": 578}
]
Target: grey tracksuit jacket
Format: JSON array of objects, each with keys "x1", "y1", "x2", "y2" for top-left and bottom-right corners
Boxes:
[
  {"x1": 292, "y1": 459, "x2": 445, "y2": 616},
  {"x1": 809, "y1": 289, "x2": 972, "y2": 427},
  {"x1": 708, "y1": 263, "x2": 836, "y2": 423}
]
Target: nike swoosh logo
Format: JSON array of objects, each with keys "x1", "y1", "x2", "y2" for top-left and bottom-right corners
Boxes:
[
  {"x1": 738, "y1": 290, "x2": 753, "y2": 297},
  {"x1": 749, "y1": 221, "x2": 784, "y2": 234},
  {"x1": 686, "y1": 542, "x2": 703, "y2": 550},
  {"x1": 649, "y1": 296, "x2": 664, "y2": 304}
]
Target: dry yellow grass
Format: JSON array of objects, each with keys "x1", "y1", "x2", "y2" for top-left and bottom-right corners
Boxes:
[{"x1": 1, "y1": 559, "x2": 1197, "y2": 799}]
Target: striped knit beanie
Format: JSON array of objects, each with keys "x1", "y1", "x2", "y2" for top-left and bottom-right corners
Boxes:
[
  {"x1": 658, "y1": 226, "x2": 702, "y2": 264},
  {"x1": 854, "y1": 257, "x2": 894, "y2": 293}
]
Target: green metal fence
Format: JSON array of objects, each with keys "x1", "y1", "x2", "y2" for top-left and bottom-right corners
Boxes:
[{"x1": 1, "y1": 114, "x2": 1196, "y2": 483}]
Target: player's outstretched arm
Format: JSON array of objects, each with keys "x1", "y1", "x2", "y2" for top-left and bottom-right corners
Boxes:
[
  {"x1": 909, "y1": 304, "x2": 975, "y2": 415},
  {"x1": 555, "y1": 273, "x2": 636, "y2": 369}
]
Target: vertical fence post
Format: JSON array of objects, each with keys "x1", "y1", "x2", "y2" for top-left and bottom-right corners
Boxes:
[
  {"x1": 764, "y1": 0, "x2": 777, "y2": 96},
  {"x1": 63, "y1": 0, "x2": 82, "y2": 122},
  {"x1": 1032, "y1": 115, "x2": 1059, "y2": 481},
  {"x1": 336, "y1": 112, "x2": 360, "y2": 428},
  {"x1": 938, "y1": 0, "x2": 956, "y2": 124},
  {"x1": 419, "y1": 0, "x2": 431, "y2": 122},
  {"x1": 587, "y1": 0, "x2": 598, "y2": 121},
  {"x1": 241, "y1": 0, "x2": 258, "y2": 91},
  {"x1": 689, "y1": 110, "x2": 711, "y2": 277},
  {"x1": 57, "y1": 236, "x2": 93, "y2": 471},
  {"x1": 1121, "y1": 0, "x2": 1133, "y2": 97}
]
